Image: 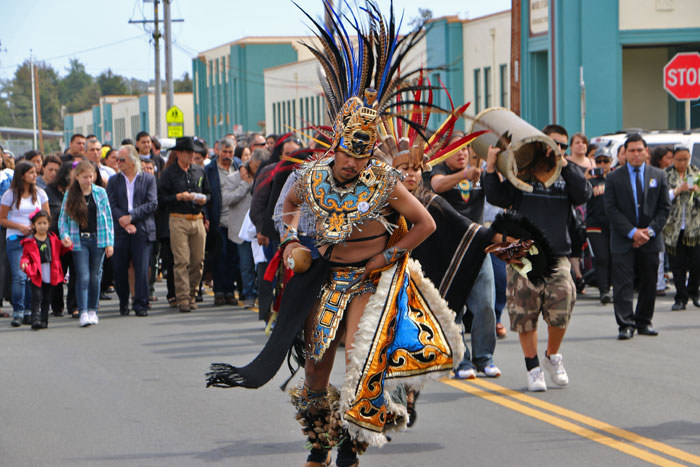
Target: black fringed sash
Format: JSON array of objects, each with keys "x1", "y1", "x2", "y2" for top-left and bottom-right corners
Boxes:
[{"x1": 206, "y1": 257, "x2": 330, "y2": 388}]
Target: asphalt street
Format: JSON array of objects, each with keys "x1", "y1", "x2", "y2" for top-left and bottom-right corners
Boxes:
[{"x1": 2, "y1": 282, "x2": 700, "y2": 467}]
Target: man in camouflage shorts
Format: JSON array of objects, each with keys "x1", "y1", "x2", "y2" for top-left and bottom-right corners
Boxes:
[
  {"x1": 484, "y1": 124, "x2": 591, "y2": 392},
  {"x1": 507, "y1": 257, "x2": 576, "y2": 334}
]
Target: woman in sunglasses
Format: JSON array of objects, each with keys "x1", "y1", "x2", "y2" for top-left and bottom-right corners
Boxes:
[
  {"x1": 662, "y1": 146, "x2": 700, "y2": 311},
  {"x1": 585, "y1": 148, "x2": 614, "y2": 304}
]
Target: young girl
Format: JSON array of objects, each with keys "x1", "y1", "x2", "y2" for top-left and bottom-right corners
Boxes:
[
  {"x1": 0, "y1": 161, "x2": 50, "y2": 327},
  {"x1": 20, "y1": 210, "x2": 70, "y2": 329},
  {"x1": 58, "y1": 161, "x2": 114, "y2": 327}
]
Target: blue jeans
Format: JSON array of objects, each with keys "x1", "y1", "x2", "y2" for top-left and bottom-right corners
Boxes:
[
  {"x1": 490, "y1": 253, "x2": 507, "y2": 323},
  {"x1": 236, "y1": 241, "x2": 257, "y2": 299},
  {"x1": 457, "y1": 256, "x2": 497, "y2": 371},
  {"x1": 72, "y1": 235, "x2": 105, "y2": 314},
  {"x1": 6, "y1": 236, "x2": 32, "y2": 318},
  {"x1": 213, "y1": 226, "x2": 239, "y2": 295}
]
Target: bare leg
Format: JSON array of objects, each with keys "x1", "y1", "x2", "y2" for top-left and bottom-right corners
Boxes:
[
  {"x1": 519, "y1": 329, "x2": 538, "y2": 359},
  {"x1": 342, "y1": 293, "x2": 372, "y2": 366},
  {"x1": 546, "y1": 326, "x2": 566, "y2": 355}
]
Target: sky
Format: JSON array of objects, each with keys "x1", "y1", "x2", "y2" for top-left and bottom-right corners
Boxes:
[{"x1": 0, "y1": 0, "x2": 512, "y2": 83}]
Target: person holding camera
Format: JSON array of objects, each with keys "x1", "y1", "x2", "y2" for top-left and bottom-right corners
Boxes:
[
  {"x1": 586, "y1": 148, "x2": 614, "y2": 304},
  {"x1": 222, "y1": 148, "x2": 270, "y2": 308}
]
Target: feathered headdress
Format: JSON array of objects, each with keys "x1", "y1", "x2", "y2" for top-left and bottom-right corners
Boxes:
[
  {"x1": 294, "y1": 0, "x2": 442, "y2": 159},
  {"x1": 376, "y1": 75, "x2": 489, "y2": 170}
]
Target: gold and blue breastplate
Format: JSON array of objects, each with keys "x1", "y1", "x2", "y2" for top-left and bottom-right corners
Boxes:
[{"x1": 297, "y1": 156, "x2": 400, "y2": 245}]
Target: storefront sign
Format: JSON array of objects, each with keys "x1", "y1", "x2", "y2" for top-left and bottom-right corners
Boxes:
[{"x1": 530, "y1": 0, "x2": 549, "y2": 36}]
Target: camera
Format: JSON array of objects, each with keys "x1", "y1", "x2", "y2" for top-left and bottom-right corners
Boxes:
[{"x1": 590, "y1": 167, "x2": 605, "y2": 177}]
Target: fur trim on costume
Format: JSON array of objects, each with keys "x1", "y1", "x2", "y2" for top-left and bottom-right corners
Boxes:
[
  {"x1": 339, "y1": 263, "x2": 399, "y2": 448},
  {"x1": 490, "y1": 211, "x2": 557, "y2": 286},
  {"x1": 338, "y1": 259, "x2": 464, "y2": 447},
  {"x1": 382, "y1": 259, "x2": 465, "y2": 392}
]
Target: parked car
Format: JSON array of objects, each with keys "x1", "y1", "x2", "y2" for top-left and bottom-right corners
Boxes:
[{"x1": 591, "y1": 129, "x2": 700, "y2": 167}]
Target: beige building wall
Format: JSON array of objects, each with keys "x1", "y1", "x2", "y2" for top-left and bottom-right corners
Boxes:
[
  {"x1": 622, "y1": 47, "x2": 669, "y2": 130},
  {"x1": 462, "y1": 11, "x2": 511, "y2": 118},
  {"x1": 111, "y1": 99, "x2": 140, "y2": 143},
  {"x1": 72, "y1": 110, "x2": 94, "y2": 138},
  {"x1": 147, "y1": 93, "x2": 194, "y2": 138},
  {"x1": 619, "y1": 0, "x2": 700, "y2": 30}
]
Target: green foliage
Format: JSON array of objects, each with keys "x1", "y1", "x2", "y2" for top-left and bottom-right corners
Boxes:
[
  {"x1": 1, "y1": 60, "x2": 62, "y2": 130},
  {"x1": 174, "y1": 72, "x2": 192, "y2": 93},
  {"x1": 59, "y1": 58, "x2": 99, "y2": 113},
  {"x1": 97, "y1": 69, "x2": 129, "y2": 96}
]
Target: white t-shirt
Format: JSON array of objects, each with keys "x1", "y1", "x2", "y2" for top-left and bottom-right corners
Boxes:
[
  {"x1": 100, "y1": 165, "x2": 116, "y2": 181},
  {"x1": 1, "y1": 188, "x2": 49, "y2": 238}
]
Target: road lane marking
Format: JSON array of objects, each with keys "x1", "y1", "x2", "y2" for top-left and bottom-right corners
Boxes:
[
  {"x1": 442, "y1": 378, "x2": 689, "y2": 467},
  {"x1": 468, "y1": 378, "x2": 700, "y2": 466}
]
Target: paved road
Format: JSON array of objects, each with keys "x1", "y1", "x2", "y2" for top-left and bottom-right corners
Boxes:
[{"x1": 2, "y1": 283, "x2": 700, "y2": 467}]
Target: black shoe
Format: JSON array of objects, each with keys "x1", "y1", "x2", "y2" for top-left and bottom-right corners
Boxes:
[
  {"x1": 52, "y1": 311, "x2": 64, "y2": 317},
  {"x1": 691, "y1": 295, "x2": 700, "y2": 308},
  {"x1": 22, "y1": 315, "x2": 31, "y2": 325},
  {"x1": 31, "y1": 321, "x2": 42, "y2": 330},
  {"x1": 134, "y1": 310, "x2": 148, "y2": 317},
  {"x1": 575, "y1": 276, "x2": 586, "y2": 294},
  {"x1": 10, "y1": 318, "x2": 21, "y2": 327},
  {"x1": 100, "y1": 292, "x2": 112, "y2": 300},
  {"x1": 671, "y1": 301, "x2": 686, "y2": 311},
  {"x1": 600, "y1": 292, "x2": 612, "y2": 304},
  {"x1": 195, "y1": 294, "x2": 203, "y2": 303},
  {"x1": 637, "y1": 326, "x2": 659, "y2": 336},
  {"x1": 119, "y1": 306, "x2": 130, "y2": 316},
  {"x1": 618, "y1": 327, "x2": 634, "y2": 340}
]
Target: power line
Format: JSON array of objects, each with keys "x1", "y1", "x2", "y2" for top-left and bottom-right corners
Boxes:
[{"x1": 0, "y1": 35, "x2": 144, "y2": 70}]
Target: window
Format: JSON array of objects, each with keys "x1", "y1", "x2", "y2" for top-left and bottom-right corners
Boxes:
[
  {"x1": 474, "y1": 69, "x2": 481, "y2": 113},
  {"x1": 484, "y1": 67, "x2": 492, "y2": 109},
  {"x1": 114, "y1": 118, "x2": 126, "y2": 145},
  {"x1": 87, "y1": 124, "x2": 93, "y2": 136},
  {"x1": 130, "y1": 115, "x2": 140, "y2": 139},
  {"x1": 500, "y1": 64, "x2": 508, "y2": 107}
]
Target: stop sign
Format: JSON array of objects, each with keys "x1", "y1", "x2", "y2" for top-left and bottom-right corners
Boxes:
[{"x1": 664, "y1": 52, "x2": 700, "y2": 101}]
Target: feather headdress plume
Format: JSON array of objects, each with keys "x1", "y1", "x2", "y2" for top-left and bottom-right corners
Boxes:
[{"x1": 294, "y1": 0, "x2": 443, "y2": 159}]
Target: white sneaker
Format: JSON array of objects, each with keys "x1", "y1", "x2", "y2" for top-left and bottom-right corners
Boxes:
[
  {"x1": 454, "y1": 368, "x2": 477, "y2": 380},
  {"x1": 481, "y1": 364, "x2": 502, "y2": 378},
  {"x1": 88, "y1": 311, "x2": 99, "y2": 325},
  {"x1": 543, "y1": 353, "x2": 569, "y2": 386},
  {"x1": 527, "y1": 367, "x2": 547, "y2": 392},
  {"x1": 79, "y1": 312, "x2": 92, "y2": 327}
]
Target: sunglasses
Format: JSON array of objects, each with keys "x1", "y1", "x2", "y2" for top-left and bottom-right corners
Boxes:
[
  {"x1": 116, "y1": 157, "x2": 127, "y2": 162},
  {"x1": 251, "y1": 142, "x2": 266, "y2": 148},
  {"x1": 595, "y1": 158, "x2": 611, "y2": 163},
  {"x1": 556, "y1": 142, "x2": 569, "y2": 150}
]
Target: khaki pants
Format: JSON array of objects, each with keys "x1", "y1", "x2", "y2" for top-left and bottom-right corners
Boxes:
[{"x1": 169, "y1": 215, "x2": 206, "y2": 305}]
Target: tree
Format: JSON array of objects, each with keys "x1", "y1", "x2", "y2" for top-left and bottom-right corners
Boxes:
[
  {"x1": 174, "y1": 72, "x2": 192, "y2": 93},
  {"x1": 408, "y1": 8, "x2": 433, "y2": 28},
  {"x1": 59, "y1": 58, "x2": 99, "y2": 113},
  {"x1": 97, "y1": 69, "x2": 128, "y2": 96},
  {"x1": 3, "y1": 60, "x2": 62, "y2": 130}
]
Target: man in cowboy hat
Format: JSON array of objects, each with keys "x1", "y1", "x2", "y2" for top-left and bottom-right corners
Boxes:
[{"x1": 158, "y1": 137, "x2": 211, "y2": 313}]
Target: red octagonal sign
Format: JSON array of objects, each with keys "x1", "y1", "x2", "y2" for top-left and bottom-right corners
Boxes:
[{"x1": 664, "y1": 52, "x2": 700, "y2": 101}]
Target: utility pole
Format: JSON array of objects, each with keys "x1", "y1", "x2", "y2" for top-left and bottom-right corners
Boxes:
[
  {"x1": 129, "y1": 1, "x2": 183, "y2": 139},
  {"x1": 35, "y1": 65, "x2": 44, "y2": 154},
  {"x1": 164, "y1": 0, "x2": 174, "y2": 111},
  {"x1": 30, "y1": 50, "x2": 37, "y2": 150},
  {"x1": 153, "y1": 0, "x2": 162, "y2": 139}
]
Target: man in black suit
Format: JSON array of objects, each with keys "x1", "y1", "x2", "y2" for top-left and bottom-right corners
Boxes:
[
  {"x1": 107, "y1": 145, "x2": 158, "y2": 316},
  {"x1": 604, "y1": 134, "x2": 671, "y2": 340}
]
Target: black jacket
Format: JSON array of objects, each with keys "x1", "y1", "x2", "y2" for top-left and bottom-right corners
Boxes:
[
  {"x1": 603, "y1": 164, "x2": 670, "y2": 254},
  {"x1": 107, "y1": 172, "x2": 158, "y2": 242},
  {"x1": 483, "y1": 163, "x2": 591, "y2": 257}
]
